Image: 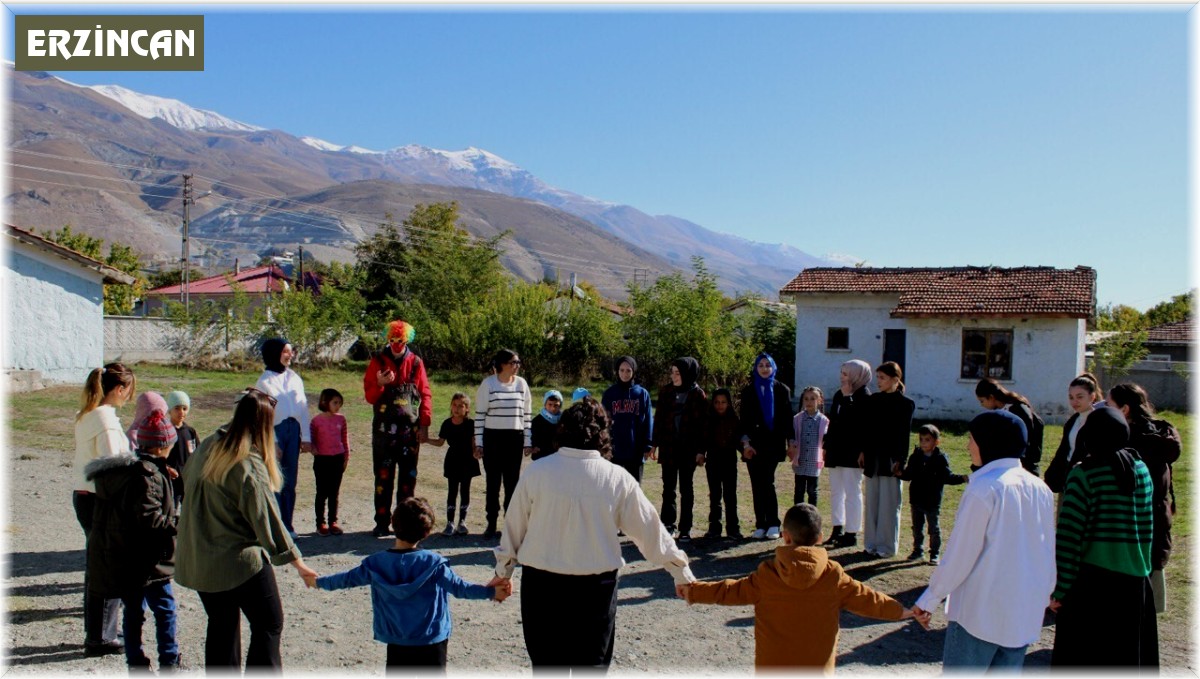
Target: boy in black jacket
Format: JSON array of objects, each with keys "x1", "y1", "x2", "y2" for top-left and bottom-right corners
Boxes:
[
  {"x1": 84, "y1": 410, "x2": 180, "y2": 671},
  {"x1": 899, "y1": 424, "x2": 967, "y2": 564}
]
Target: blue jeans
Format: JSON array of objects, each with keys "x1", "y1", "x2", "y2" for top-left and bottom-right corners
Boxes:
[
  {"x1": 943, "y1": 621, "x2": 1026, "y2": 671},
  {"x1": 274, "y1": 418, "x2": 301, "y2": 532},
  {"x1": 120, "y1": 581, "x2": 179, "y2": 667}
]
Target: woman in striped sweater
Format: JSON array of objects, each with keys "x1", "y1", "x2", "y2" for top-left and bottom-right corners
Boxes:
[
  {"x1": 1050, "y1": 406, "x2": 1157, "y2": 668},
  {"x1": 475, "y1": 349, "x2": 534, "y2": 539}
]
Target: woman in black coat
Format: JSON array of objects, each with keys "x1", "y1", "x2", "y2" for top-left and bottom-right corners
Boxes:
[
  {"x1": 1109, "y1": 382, "x2": 1181, "y2": 613},
  {"x1": 738, "y1": 352, "x2": 794, "y2": 540},
  {"x1": 821, "y1": 359, "x2": 872, "y2": 548},
  {"x1": 649, "y1": 357, "x2": 708, "y2": 542},
  {"x1": 862, "y1": 361, "x2": 914, "y2": 558}
]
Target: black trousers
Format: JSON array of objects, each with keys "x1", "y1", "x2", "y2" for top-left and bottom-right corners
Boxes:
[
  {"x1": 446, "y1": 478, "x2": 473, "y2": 518},
  {"x1": 483, "y1": 429, "x2": 525, "y2": 526},
  {"x1": 373, "y1": 423, "x2": 419, "y2": 530},
  {"x1": 705, "y1": 456, "x2": 739, "y2": 534},
  {"x1": 794, "y1": 475, "x2": 819, "y2": 506},
  {"x1": 313, "y1": 454, "x2": 346, "y2": 524},
  {"x1": 73, "y1": 491, "x2": 120, "y2": 645},
  {"x1": 659, "y1": 452, "x2": 696, "y2": 533},
  {"x1": 197, "y1": 564, "x2": 284, "y2": 671},
  {"x1": 746, "y1": 458, "x2": 781, "y2": 530},
  {"x1": 521, "y1": 566, "x2": 618, "y2": 671},
  {"x1": 386, "y1": 640, "x2": 448, "y2": 674}
]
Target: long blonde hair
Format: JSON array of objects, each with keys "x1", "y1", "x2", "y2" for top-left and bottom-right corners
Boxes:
[
  {"x1": 77, "y1": 363, "x2": 135, "y2": 422},
  {"x1": 200, "y1": 390, "x2": 281, "y2": 490}
]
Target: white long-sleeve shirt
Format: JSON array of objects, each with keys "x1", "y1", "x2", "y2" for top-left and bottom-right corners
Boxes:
[
  {"x1": 256, "y1": 368, "x2": 311, "y2": 443},
  {"x1": 495, "y1": 447, "x2": 695, "y2": 585},
  {"x1": 474, "y1": 374, "x2": 533, "y2": 447},
  {"x1": 74, "y1": 405, "x2": 132, "y2": 492},
  {"x1": 915, "y1": 457, "x2": 1056, "y2": 648}
]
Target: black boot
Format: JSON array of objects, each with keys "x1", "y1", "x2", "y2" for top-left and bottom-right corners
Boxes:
[
  {"x1": 821, "y1": 526, "x2": 843, "y2": 547},
  {"x1": 483, "y1": 521, "x2": 497, "y2": 539},
  {"x1": 836, "y1": 531, "x2": 858, "y2": 548}
]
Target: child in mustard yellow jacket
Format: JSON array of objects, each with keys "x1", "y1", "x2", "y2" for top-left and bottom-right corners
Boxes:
[{"x1": 681, "y1": 503, "x2": 918, "y2": 671}]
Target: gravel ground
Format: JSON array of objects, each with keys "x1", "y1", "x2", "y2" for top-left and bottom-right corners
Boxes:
[{"x1": 4, "y1": 443, "x2": 1193, "y2": 676}]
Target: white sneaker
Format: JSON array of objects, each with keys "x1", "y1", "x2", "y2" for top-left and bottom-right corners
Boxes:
[
  {"x1": 455, "y1": 521, "x2": 468, "y2": 535},
  {"x1": 442, "y1": 522, "x2": 455, "y2": 536},
  {"x1": 751, "y1": 528, "x2": 767, "y2": 539},
  {"x1": 765, "y1": 526, "x2": 781, "y2": 540}
]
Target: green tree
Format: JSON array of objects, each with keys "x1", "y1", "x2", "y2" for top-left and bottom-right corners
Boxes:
[
  {"x1": 745, "y1": 303, "x2": 797, "y2": 388},
  {"x1": 622, "y1": 258, "x2": 755, "y2": 388},
  {"x1": 1094, "y1": 303, "x2": 1146, "y2": 331},
  {"x1": 1145, "y1": 291, "x2": 1194, "y2": 328}
]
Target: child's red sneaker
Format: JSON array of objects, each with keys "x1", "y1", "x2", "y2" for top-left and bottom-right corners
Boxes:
[
  {"x1": 317, "y1": 522, "x2": 330, "y2": 536},
  {"x1": 328, "y1": 522, "x2": 344, "y2": 536}
]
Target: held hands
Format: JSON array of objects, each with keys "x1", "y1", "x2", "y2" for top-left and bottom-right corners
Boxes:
[
  {"x1": 300, "y1": 442, "x2": 315, "y2": 454},
  {"x1": 646, "y1": 448, "x2": 658, "y2": 462},
  {"x1": 486, "y1": 576, "x2": 513, "y2": 603},
  {"x1": 294, "y1": 559, "x2": 318, "y2": 589},
  {"x1": 1048, "y1": 598, "x2": 1062, "y2": 613},
  {"x1": 377, "y1": 368, "x2": 396, "y2": 386},
  {"x1": 418, "y1": 426, "x2": 429, "y2": 444},
  {"x1": 522, "y1": 447, "x2": 536, "y2": 458},
  {"x1": 166, "y1": 467, "x2": 180, "y2": 480},
  {"x1": 891, "y1": 461, "x2": 903, "y2": 478},
  {"x1": 695, "y1": 454, "x2": 706, "y2": 467},
  {"x1": 910, "y1": 605, "x2": 932, "y2": 630},
  {"x1": 675, "y1": 583, "x2": 692, "y2": 603},
  {"x1": 786, "y1": 442, "x2": 799, "y2": 464},
  {"x1": 473, "y1": 446, "x2": 483, "y2": 460},
  {"x1": 857, "y1": 452, "x2": 865, "y2": 468},
  {"x1": 742, "y1": 444, "x2": 757, "y2": 461}
]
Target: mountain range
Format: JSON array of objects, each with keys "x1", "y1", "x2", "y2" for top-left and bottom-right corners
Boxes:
[{"x1": 6, "y1": 65, "x2": 831, "y2": 298}]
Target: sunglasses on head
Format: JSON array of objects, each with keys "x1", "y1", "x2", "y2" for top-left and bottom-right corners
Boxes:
[{"x1": 240, "y1": 387, "x2": 278, "y2": 408}]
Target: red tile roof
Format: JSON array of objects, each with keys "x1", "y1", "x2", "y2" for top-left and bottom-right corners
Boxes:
[
  {"x1": 147, "y1": 265, "x2": 290, "y2": 296},
  {"x1": 1146, "y1": 319, "x2": 1192, "y2": 345},
  {"x1": 779, "y1": 266, "x2": 1096, "y2": 318}
]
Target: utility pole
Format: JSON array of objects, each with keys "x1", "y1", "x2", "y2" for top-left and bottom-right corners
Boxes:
[
  {"x1": 298, "y1": 245, "x2": 304, "y2": 289},
  {"x1": 181, "y1": 174, "x2": 193, "y2": 317}
]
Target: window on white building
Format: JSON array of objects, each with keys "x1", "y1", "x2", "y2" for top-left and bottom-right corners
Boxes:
[
  {"x1": 961, "y1": 329, "x2": 1013, "y2": 380},
  {"x1": 827, "y1": 327, "x2": 849, "y2": 350}
]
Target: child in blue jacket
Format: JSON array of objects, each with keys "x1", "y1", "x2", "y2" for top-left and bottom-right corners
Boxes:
[{"x1": 307, "y1": 497, "x2": 510, "y2": 671}]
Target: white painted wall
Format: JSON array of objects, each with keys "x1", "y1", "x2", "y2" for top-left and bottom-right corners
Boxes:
[
  {"x1": 793, "y1": 294, "x2": 1086, "y2": 424},
  {"x1": 4, "y1": 242, "x2": 106, "y2": 383}
]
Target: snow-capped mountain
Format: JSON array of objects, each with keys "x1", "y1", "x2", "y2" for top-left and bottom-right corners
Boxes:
[{"x1": 75, "y1": 81, "x2": 262, "y2": 132}]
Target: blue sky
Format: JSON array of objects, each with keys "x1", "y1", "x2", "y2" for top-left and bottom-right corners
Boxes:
[{"x1": 4, "y1": 5, "x2": 1191, "y2": 308}]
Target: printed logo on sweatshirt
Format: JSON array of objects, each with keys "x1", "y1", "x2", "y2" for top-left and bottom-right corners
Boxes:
[{"x1": 609, "y1": 399, "x2": 642, "y2": 415}]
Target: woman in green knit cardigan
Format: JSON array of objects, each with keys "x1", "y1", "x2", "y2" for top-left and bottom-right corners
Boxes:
[{"x1": 1050, "y1": 406, "x2": 1157, "y2": 668}]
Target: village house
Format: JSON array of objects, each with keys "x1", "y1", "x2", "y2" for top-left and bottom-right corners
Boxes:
[
  {"x1": 779, "y1": 266, "x2": 1097, "y2": 423},
  {"x1": 4, "y1": 224, "x2": 136, "y2": 389},
  {"x1": 1088, "y1": 318, "x2": 1192, "y2": 412},
  {"x1": 141, "y1": 263, "x2": 319, "y2": 317}
]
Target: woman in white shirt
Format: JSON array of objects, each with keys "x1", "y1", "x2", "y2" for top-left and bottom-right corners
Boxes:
[
  {"x1": 913, "y1": 410, "x2": 1056, "y2": 670},
  {"x1": 73, "y1": 362, "x2": 135, "y2": 656},
  {"x1": 492, "y1": 397, "x2": 694, "y2": 670},
  {"x1": 474, "y1": 348, "x2": 533, "y2": 539},
  {"x1": 254, "y1": 338, "x2": 312, "y2": 537}
]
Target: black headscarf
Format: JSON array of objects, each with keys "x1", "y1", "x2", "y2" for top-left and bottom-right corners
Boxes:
[
  {"x1": 616, "y1": 356, "x2": 637, "y2": 387},
  {"x1": 671, "y1": 357, "x2": 699, "y2": 390},
  {"x1": 1077, "y1": 406, "x2": 1139, "y2": 494},
  {"x1": 261, "y1": 338, "x2": 289, "y2": 373},
  {"x1": 968, "y1": 409, "x2": 1027, "y2": 466}
]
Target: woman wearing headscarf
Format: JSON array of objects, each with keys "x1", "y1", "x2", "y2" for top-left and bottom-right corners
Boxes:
[
  {"x1": 602, "y1": 356, "x2": 654, "y2": 483},
  {"x1": 529, "y1": 390, "x2": 563, "y2": 461},
  {"x1": 821, "y1": 359, "x2": 872, "y2": 548},
  {"x1": 738, "y1": 352, "x2": 794, "y2": 540},
  {"x1": 1050, "y1": 407, "x2": 1157, "y2": 668},
  {"x1": 255, "y1": 338, "x2": 312, "y2": 538},
  {"x1": 1108, "y1": 383, "x2": 1181, "y2": 613},
  {"x1": 913, "y1": 410, "x2": 1056, "y2": 670},
  {"x1": 649, "y1": 357, "x2": 708, "y2": 542},
  {"x1": 492, "y1": 397, "x2": 694, "y2": 670}
]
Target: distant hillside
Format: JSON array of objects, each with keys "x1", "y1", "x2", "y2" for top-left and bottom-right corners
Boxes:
[{"x1": 6, "y1": 66, "x2": 831, "y2": 296}]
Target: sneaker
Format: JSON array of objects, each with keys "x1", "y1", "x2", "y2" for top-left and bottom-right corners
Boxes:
[
  {"x1": 371, "y1": 525, "x2": 391, "y2": 538},
  {"x1": 455, "y1": 522, "x2": 468, "y2": 536},
  {"x1": 84, "y1": 640, "x2": 123, "y2": 657},
  {"x1": 677, "y1": 531, "x2": 691, "y2": 543},
  {"x1": 929, "y1": 554, "x2": 940, "y2": 565},
  {"x1": 329, "y1": 522, "x2": 344, "y2": 536},
  {"x1": 765, "y1": 526, "x2": 781, "y2": 540},
  {"x1": 821, "y1": 530, "x2": 843, "y2": 547},
  {"x1": 907, "y1": 549, "x2": 924, "y2": 561},
  {"x1": 750, "y1": 528, "x2": 766, "y2": 539},
  {"x1": 442, "y1": 522, "x2": 455, "y2": 536},
  {"x1": 317, "y1": 522, "x2": 330, "y2": 536}
]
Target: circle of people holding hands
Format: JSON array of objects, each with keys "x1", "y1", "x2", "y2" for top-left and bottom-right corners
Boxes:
[{"x1": 71, "y1": 318, "x2": 1176, "y2": 673}]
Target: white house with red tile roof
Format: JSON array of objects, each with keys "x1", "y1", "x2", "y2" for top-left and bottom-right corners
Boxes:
[{"x1": 779, "y1": 266, "x2": 1097, "y2": 423}]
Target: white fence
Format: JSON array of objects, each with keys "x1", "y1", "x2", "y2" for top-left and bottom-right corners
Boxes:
[
  {"x1": 103, "y1": 316, "x2": 356, "y2": 365},
  {"x1": 1093, "y1": 359, "x2": 1192, "y2": 412}
]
